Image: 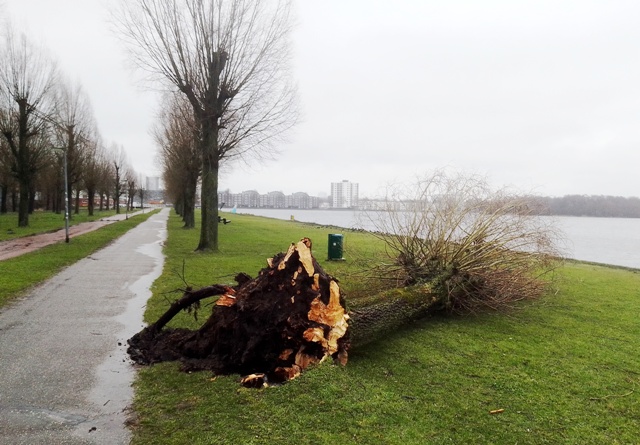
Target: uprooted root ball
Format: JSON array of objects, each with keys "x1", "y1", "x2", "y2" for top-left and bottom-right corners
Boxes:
[{"x1": 128, "y1": 238, "x2": 350, "y2": 387}]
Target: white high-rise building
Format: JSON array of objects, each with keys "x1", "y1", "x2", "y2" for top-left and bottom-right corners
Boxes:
[{"x1": 331, "y1": 180, "x2": 359, "y2": 208}]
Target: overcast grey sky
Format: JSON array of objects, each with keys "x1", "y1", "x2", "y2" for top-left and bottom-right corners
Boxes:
[{"x1": 4, "y1": 0, "x2": 640, "y2": 198}]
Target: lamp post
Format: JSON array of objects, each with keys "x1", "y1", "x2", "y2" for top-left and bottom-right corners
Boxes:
[
  {"x1": 53, "y1": 146, "x2": 70, "y2": 243},
  {"x1": 62, "y1": 147, "x2": 69, "y2": 243}
]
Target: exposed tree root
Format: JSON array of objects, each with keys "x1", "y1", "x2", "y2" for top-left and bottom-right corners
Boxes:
[{"x1": 128, "y1": 238, "x2": 351, "y2": 387}]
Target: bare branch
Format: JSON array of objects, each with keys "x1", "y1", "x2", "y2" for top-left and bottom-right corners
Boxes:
[
  {"x1": 114, "y1": 0, "x2": 298, "y2": 250},
  {"x1": 361, "y1": 171, "x2": 564, "y2": 313}
]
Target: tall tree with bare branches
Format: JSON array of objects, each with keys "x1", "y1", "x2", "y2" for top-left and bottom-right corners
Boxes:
[
  {"x1": 137, "y1": 173, "x2": 147, "y2": 210},
  {"x1": 83, "y1": 140, "x2": 105, "y2": 216},
  {"x1": 51, "y1": 78, "x2": 98, "y2": 216},
  {"x1": 109, "y1": 143, "x2": 128, "y2": 214},
  {"x1": 116, "y1": 0, "x2": 298, "y2": 250},
  {"x1": 0, "y1": 28, "x2": 59, "y2": 226},
  {"x1": 97, "y1": 149, "x2": 114, "y2": 211},
  {"x1": 125, "y1": 168, "x2": 138, "y2": 211}
]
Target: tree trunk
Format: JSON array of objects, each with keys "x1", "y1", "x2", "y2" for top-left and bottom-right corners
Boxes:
[
  {"x1": 174, "y1": 194, "x2": 183, "y2": 217},
  {"x1": 0, "y1": 184, "x2": 7, "y2": 214},
  {"x1": 87, "y1": 188, "x2": 95, "y2": 216},
  {"x1": 182, "y1": 180, "x2": 196, "y2": 229},
  {"x1": 11, "y1": 189, "x2": 17, "y2": 212},
  {"x1": 196, "y1": 121, "x2": 219, "y2": 251},
  {"x1": 18, "y1": 180, "x2": 29, "y2": 227},
  {"x1": 74, "y1": 189, "x2": 80, "y2": 215},
  {"x1": 348, "y1": 289, "x2": 437, "y2": 349}
]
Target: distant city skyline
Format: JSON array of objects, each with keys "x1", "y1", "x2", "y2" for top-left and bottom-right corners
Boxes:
[
  {"x1": 218, "y1": 179, "x2": 357, "y2": 200},
  {"x1": 216, "y1": 180, "x2": 360, "y2": 209}
]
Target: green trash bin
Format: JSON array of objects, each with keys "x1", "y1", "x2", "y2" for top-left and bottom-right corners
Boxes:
[{"x1": 327, "y1": 234, "x2": 344, "y2": 260}]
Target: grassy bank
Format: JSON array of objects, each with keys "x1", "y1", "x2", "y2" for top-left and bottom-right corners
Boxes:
[
  {"x1": 0, "y1": 209, "x2": 120, "y2": 242},
  {"x1": 0, "y1": 210, "x2": 159, "y2": 308},
  {"x1": 132, "y1": 211, "x2": 640, "y2": 444}
]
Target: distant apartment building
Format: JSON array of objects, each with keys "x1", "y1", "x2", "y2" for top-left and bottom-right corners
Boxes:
[
  {"x1": 241, "y1": 190, "x2": 260, "y2": 208},
  {"x1": 266, "y1": 191, "x2": 286, "y2": 208},
  {"x1": 331, "y1": 180, "x2": 359, "y2": 208},
  {"x1": 217, "y1": 189, "x2": 320, "y2": 209},
  {"x1": 218, "y1": 189, "x2": 239, "y2": 209},
  {"x1": 290, "y1": 192, "x2": 316, "y2": 209}
]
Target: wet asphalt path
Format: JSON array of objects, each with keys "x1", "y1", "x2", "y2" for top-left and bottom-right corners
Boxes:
[{"x1": 0, "y1": 208, "x2": 169, "y2": 445}]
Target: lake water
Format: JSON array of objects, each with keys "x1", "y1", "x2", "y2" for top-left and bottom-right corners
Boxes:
[{"x1": 231, "y1": 208, "x2": 640, "y2": 269}]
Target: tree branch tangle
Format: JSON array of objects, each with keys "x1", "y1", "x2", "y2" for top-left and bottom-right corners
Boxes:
[{"x1": 362, "y1": 171, "x2": 562, "y2": 314}]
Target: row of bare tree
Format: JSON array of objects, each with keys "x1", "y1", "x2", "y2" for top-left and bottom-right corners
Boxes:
[
  {"x1": 0, "y1": 24, "x2": 143, "y2": 227},
  {"x1": 2, "y1": 0, "x2": 299, "y2": 244}
]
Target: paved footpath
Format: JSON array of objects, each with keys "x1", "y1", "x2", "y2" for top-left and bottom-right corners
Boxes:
[
  {"x1": 0, "y1": 210, "x2": 146, "y2": 262},
  {"x1": 0, "y1": 207, "x2": 169, "y2": 444}
]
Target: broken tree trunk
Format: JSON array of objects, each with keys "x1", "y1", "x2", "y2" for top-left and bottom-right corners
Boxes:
[
  {"x1": 348, "y1": 286, "x2": 439, "y2": 348},
  {"x1": 128, "y1": 238, "x2": 350, "y2": 387}
]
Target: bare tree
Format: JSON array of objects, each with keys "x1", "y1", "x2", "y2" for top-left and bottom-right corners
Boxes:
[
  {"x1": 116, "y1": 0, "x2": 298, "y2": 250},
  {"x1": 83, "y1": 139, "x2": 105, "y2": 216},
  {"x1": 154, "y1": 92, "x2": 200, "y2": 228},
  {"x1": 110, "y1": 144, "x2": 128, "y2": 214},
  {"x1": 125, "y1": 168, "x2": 138, "y2": 211},
  {"x1": 96, "y1": 147, "x2": 113, "y2": 211},
  {"x1": 51, "y1": 78, "x2": 97, "y2": 216},
  {"x1": 137, "y1": 173, "x2": 146, "y2": 210},
  {"x1": 36, "y1": 149, "x2": 63, "y2": 212},
  {"x1": 0, "y1": 28, "x2": 59, "y2": 226}
]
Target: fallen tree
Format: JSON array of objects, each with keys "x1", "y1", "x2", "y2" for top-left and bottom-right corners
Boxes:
[{"x1": 128, "y1": 237, "x2": 440, "y2": 387}]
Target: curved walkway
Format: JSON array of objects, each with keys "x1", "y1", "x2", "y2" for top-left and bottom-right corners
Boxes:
[
  {"x1": 0, "y1": 211, "x2": 146, "y2": 262},
  {"x1": 0, "y1": 207, "x2": 169, "y2": 444}
]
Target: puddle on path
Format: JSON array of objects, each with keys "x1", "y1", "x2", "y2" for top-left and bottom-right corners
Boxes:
[{"x1": 77, "y1": 214, "x2": 167, "y2": 444}]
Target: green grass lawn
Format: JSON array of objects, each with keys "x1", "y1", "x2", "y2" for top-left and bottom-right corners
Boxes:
[
  {"x1": 0, "y1": 210, "x2": 159, "y2": 308},
  {"x1": 0, "y1": 209, "x2": 119, "y2": 241},
  {"x1": 131, "y1": 211, "x2": 640, "y2": 444}
]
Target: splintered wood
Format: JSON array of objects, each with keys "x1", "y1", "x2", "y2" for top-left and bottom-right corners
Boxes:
[
  {"x1": 249, "y1": 238, "x2": 350, "y2": 387},
  {"x1": 127, "y1": 237, "x2": 351, "y2": 388}
]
